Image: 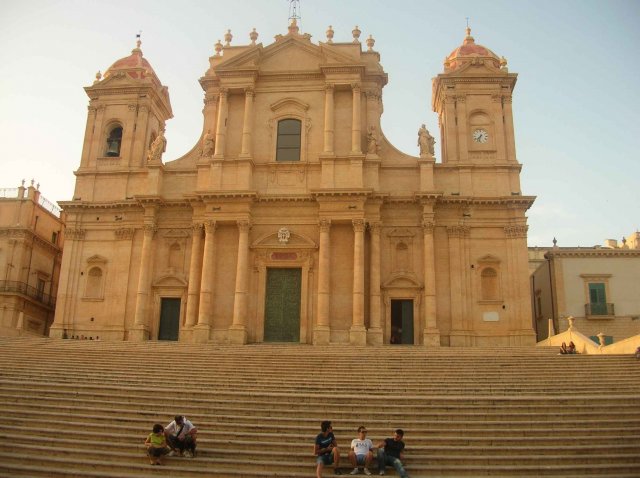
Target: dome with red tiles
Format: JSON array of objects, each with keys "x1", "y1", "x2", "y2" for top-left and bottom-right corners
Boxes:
[
  {"x1": 444, "y1": 28, "x2": 502, "y2": 72},
  {"x1": 103, "y1": 39, "x2": 160, "y2": 83}
]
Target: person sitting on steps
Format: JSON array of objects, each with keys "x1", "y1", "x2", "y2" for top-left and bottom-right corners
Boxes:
[
  {"x1": 377, "y1": 429, "x2": 409, "y2": 477},
  {"x1": 349, "y1": 425, "x2": 375, "y2": 475},
  {"x1": 315, "y1": 420, "x2": 342, "y2": 476},
  {"x1": 165, "y1": 415, "x2": 197, "y2": 458},
  {"x1": 144, "y1": 423, "x2": 171, "y2": 465}
]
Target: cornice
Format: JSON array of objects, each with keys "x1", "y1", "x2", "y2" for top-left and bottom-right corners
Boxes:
[
  {"x1": 310, "y1": 189, "x2": 373, "y2": 198},
  {"x1": 546, "y1": 249, "x2": 640, "y2": 259},
  {"x1": 58, "y1": 200, "x2": 140, "y2": 211},
  {"x1": 195, "y1": 190, "x2": 259, "y2": 200}
]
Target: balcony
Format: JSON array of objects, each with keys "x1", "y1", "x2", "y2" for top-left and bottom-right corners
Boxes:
[
  {"x1": 0, "y1": 281, "x2": 56, "y2": 308},
  {"x1": 585, "y1": 302, "x2": 615, "y2": 317}
]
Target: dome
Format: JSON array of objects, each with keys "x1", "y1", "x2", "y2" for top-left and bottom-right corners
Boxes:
[
  {"x1": 444, "y1": 28, "x2": 502, "y2": 72},
  {"x1": 103, "y1": 39, "x2": 159, "y2": 82}
]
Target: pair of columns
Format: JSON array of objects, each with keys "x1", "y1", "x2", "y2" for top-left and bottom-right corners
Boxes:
[
  {"x1": 184, "y1": 220, "x2": 251, "y2": 343},
  {"x1": 213, "y1": 88, "x2": 255, "y2": 158},
  {"x1": 314, "y1": 219, "x2": 440, "y2": 346},
  {"x1": 323, "y1": 83, "x2": 363, "y2": 155}
]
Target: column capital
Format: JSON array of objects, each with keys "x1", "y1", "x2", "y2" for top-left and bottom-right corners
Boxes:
[
  {"x1": 365, "y1": 90, "x2": 379, "y2": 101},
  {"x1": 422, "y1": 221, "x2": 435, "y2": 235},
  {"x1": 368, "y1": 221, "x2": 381, "y2": 234},
  {"x1": 128, "y1": 104, "x2": 137, "y2": 112},
  {"x1": 237, "y1": 220, "x2": 251, "y2": 233},
  {"x1": 446, "y1": 225, "x2": 469, "y2": 238},
  {"x1": 204, "y1": 94, "x2": 219, "y2": 106},
  {"x1": 138, "y1": 105, "x2": 149, "y2": 114},
  {"x1": 244, "y1": 87, "x2": 255, "y2": 97},
  {"x1": 219, "y1": 88, "x2": 229, "y2": 97},
  {"x1": 352, "y1": 218, "x2": 366, "y2": 232},
  {"x1": 351, "y1": 82, "x2": 361, "y2": 91},
  {"x1": 191, "y1": 222, "x2": 204, "y2": 234},
  {"x1": 204, "y1": 220, "x2": 217, "y2": 234},
  {"x1": 324, "y1": 83, "x2": 335, "y2": 92},
  {"x1": 504, "y1": 224, "x2": 528, "y2": 238},
  {"x1": 319, "y1": 218, "x2": 332, "y2": 232},
  {"x1": 143, "y1": 223, "x2": 157, "y2": 237}
]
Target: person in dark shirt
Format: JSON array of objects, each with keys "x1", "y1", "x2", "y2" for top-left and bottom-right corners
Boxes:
[
  {"x1": 315, "y1": 420, "x2": 342, "y2": 476},
  {"x1": 376, "y1": 429, "x2": 408, "y2": 477}
]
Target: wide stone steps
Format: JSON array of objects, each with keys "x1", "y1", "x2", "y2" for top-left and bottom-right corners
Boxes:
[{"x1": 1, "y1": 338, "x2": 639, "y2": 477}]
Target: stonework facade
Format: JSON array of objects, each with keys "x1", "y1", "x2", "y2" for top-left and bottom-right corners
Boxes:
[
  {"x1": 531, "y1": 236, "x2": 640, "y2": 342},
  {"x1": 0, "y1": 182, "x2": 64, "y2": 336},
  {"x1": 50, "y1": 23, "x2": 536, "y2": 346}
]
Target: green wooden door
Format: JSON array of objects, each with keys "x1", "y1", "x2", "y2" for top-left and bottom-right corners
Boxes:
[
  {"x1": 264, "y1": 268, "x2": 302, "y2": 342},
  {"x1": 158, "y1": 298, "x2": 180, "y2": 341},
  {"x1": 391, "y1": 300, "x2": 414, "y2": 345}
]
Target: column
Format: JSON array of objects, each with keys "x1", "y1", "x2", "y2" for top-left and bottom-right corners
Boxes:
[
  {"x1": 367, "y1": 222, "x2": 382, "y2": 344},
  {"x1": 185, "y1": 223, "x2": 203, "y2": 330},
  {"x1": 505, "y1": 224, "x2": 536, "y2": 344},
  {"x1": 131, "y1": 222, "x2": 157, "y2": 341},
  {"x1": 351, "y1": 83, "x2": 362, "y2": 154},
  {"x1": 121, "y1": 104, "x2": 138, "y2": 164},
  {"x1": 80, "y1": 107, "x2": 97, "y2": 167},
  {"x1": 194, "y1": 220, "x2": 216, "y2": 343},
  {"x1": 491, "y1": 94, "x2": 507, "y2": 161},
  {"x1": 422, "y1": 220, "x2": 440, "y2": 346},
  {"x1": 214, "y1": 88, "x2": 228, "y2": 158},
  {"x1": 447, "y1": 225, "x2": 468, "y2": 346},
  {"x1": 443, "y1": 96, "x2": 458, "y2": 163},
  {"x1": 350, "y1": 219, "x2": 367, "y2": 345},
  {"x1": 323, "y1": 84, "x2": 335, "y2": 154},
  {"x1": 314, "y1": 219, "x2": 331, "y2": 345},
  {"x1": 88, "y1": 105, "x2": 106, "y2": 163},
  {"x1": 132, "y1": 105, "x2": 150, "y2": 166},
  {"x1": 240, "y1": 87, "x2": 255, "y2": 157},
  {"x1": 455, "y1": 95, "x2": 468, "y2": 162},
  {"x1": 503, "y1": 96, "x2": 517, "y2": 162},
  {"x1": 229, "y1": 220, "x2": 250, "y2": 344}
]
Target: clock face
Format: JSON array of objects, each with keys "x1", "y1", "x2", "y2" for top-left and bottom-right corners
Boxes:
[{"x1": 472, "y1": 129, "x2": 489, "y2": 143}]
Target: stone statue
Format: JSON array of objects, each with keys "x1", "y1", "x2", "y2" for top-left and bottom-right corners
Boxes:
[
  {"x1": 367, "y1": 126, "x2": 379, "y2": 155},
  {"x1": 202, "y1": 130, "x2": 214, "y2": 157},
  {"x1": 147, "y1": 129, "x2": 167, "y2": 163},
  {"x1": 418, "y1": 124, "x2": 435, "y2": 157}
]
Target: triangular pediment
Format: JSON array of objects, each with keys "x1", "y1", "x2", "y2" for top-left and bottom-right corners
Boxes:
[
  {"x1": 217, "y1": 36, "x2": 358, "y2": 73},
  {"x1": 450, "y1": 60, "x2": 504, "y2": 76}
]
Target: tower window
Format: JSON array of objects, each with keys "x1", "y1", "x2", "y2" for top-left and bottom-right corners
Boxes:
[
  {"x1": 276, "y1": 119, "x2": 301, "y2": 161},
  {"x1": 105, "y1": 126, "x2": 123, "y2": 157}
]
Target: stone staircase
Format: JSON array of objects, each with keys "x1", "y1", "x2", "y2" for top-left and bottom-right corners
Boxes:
[{"x1": 0, "y1": 337, "x2": 639, "y2": 477}]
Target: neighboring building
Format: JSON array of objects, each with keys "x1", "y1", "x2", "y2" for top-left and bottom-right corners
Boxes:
[
  {"x1": 530, "y1": 234, "x2": 640, "y2": 342},
  {"x1": 50, "y1": 22, "x2": 535, "y2": 346},
  {"x1": 0, "y1": 182, "x2": 64, "y2": 336}
]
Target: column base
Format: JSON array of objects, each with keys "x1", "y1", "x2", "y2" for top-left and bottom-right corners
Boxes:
[
  {"x1": 192, "y1": 325, "x2": 212, "y2": 344},
  {"x1": 312, "y1": 326, "x2": 330, "y2": 345},
  {"x1": 129, "y1": 326, "x2": 150, "y2": 342},
  {"x1": 228, "y1": 325, "x2": 247, "y2": 345},
  {"x1": 49, "y1": 324, "x2": 66, "y2": 339},
  {"x1": 366, "y1": 327, "x2": 383, "y2": 345},
  {"x1": 349, "y1": 326, "x2": 367, "y2": 346},
  {"x1": 423, "y1": 328, "x2": 441, "y2": 347}
]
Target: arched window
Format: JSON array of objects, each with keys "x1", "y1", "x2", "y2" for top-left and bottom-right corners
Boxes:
[
  {"x1": 86, "y1": 266, "x2": 104, "y2": 298},
  {"x1": 276, "y1": 119, "x2": 301, "y2": 161},
  {"x1": 481, "y1": 267, "x2": 499, "y2": 301},
  {"x1": 105, "y1": 126, "x2": 123, "y2": 157}
]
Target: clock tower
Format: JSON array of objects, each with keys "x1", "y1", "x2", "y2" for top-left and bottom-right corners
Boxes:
[{"x1": 432, "y1": 28, "x2": 517, "y2": 168}]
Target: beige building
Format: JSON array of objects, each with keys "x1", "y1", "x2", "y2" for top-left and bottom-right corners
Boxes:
[
  {"x1": 49, "y1": 23, "x2": 535, "y2": 346},
  {"x1": 531, "y1": 234, "x2": 640, "y2": 342},
  {"x1": 0, "y1": 181, "x2": 64, "y2": 336}
]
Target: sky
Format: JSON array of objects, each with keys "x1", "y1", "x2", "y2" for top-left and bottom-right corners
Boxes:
[{"x1": 1, "y1": 0, "x2": 638, "y2": 247}]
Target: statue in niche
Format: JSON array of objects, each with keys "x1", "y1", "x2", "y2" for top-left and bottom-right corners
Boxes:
[
  {"x1": 418, "y1": 124, "x2": 435, "y2": 157},
  {"x1": 367, "y1": 126, "x2": 379, "y2": 155},
  {"x1": 202, "y1": 130, "x2": 215, "y2": 157},
  {"x1": 147, "y1": 129, "x2": 167, "y2": 163}
]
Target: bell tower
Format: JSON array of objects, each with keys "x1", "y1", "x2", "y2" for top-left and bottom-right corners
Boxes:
[
  {"x1": 74, "y1": 37, "x2": 172, "y2": 201},
  {"x1": 432, "y1": 28, "x2": 517, "y2": 168}
]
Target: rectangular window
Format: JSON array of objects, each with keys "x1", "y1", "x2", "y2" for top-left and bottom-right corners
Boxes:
[
  {"x1": 588, "y1": 283, "x2": 607, "y2": 315},
  {"x1": 276, "y1": 119, "x2": 301, "y2": 161}
]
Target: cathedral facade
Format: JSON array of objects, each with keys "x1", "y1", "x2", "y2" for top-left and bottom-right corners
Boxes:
[{"x1": 50, "y1": 22, "x2": 536, "y2": 346}]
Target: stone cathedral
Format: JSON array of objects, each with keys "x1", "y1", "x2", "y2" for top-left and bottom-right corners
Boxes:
[{"x1": 50, "y1": 21, "x2": 536, "y2": 346}]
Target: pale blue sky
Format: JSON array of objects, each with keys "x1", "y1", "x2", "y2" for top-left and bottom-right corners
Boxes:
[{"x1": 1, "y1": 0, "x2": 638, "y2": 247}]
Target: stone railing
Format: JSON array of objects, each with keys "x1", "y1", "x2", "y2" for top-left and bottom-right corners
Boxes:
[{"x1": 537, "y1": 316, "x2": 640, "y2": 354}]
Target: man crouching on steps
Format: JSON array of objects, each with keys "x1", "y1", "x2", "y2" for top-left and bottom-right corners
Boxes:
[
  {"x1": 315, "y1": 420, "x2": 342, "y2": 476},
  {"x1": 165, "y1": 415, "x2": 197, "y2": 458}
]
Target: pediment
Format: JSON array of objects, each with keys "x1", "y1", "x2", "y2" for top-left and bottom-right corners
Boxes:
[
  {"x1": 382, "y1": 273, "x2": 422, "y2": 289},
  {"x1": 451, "y1": 60, "x2": 504, "y2": 76},
  {"x1": 478, "y1": 254, "x2": 501, "y2": 264},
  {"x1": 251, "y1": 229, "x2": 317, "y2": 249},
  {"x1": 217, "y1": 36, "x2": 357, "y2": 73},
  {"x1": 152, "y1": 274, "x2": 187, "y2": 288},
  {"x1": 86, "y1": 254, "x2": 108, "y2": 264},
  {"x1": 387, "y1": 228, "x2": 415, "y2": 238}
]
